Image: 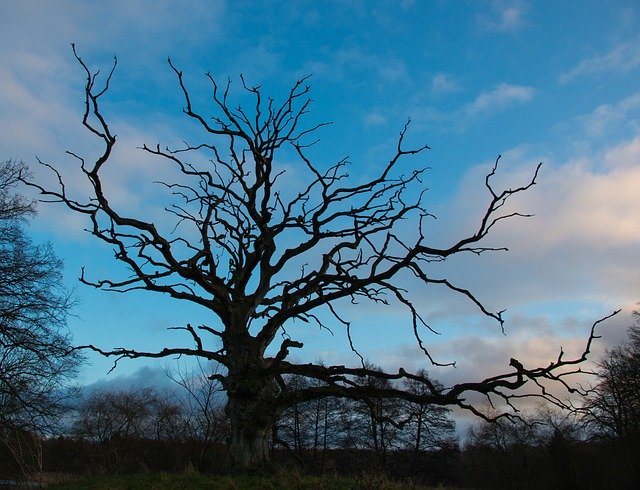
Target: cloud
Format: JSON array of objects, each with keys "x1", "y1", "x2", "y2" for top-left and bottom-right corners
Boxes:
[
  {"x1": 560, "y1": 39, "x2": 640, "y2": 84},
  {"x1": 82, "y1": 365, "x2": 175, "y2": 395},
  {"x1": 464, "y1": 83, "x2": 535, "y2": 117},
  {"x1": 295, "y1": 46, "x2": 409, "y2": 88},
  {"x1": 422, "y1": 131, "x2": 640, "y2": 318},
  {"x1": 363, "y1": 111, "x2": 387, "y2": 126},
  {"x1": 576, "y1": 92, "x2": 640, "y2": 137},
  {"x1": 477, "y1": 0, "x2": 530, "y2": 33},
  {"x1": 410, "y1": 83, "x2": 535, "y2": 132},
  {"x1": 431, "y1": 72, "x2": 461, "y2": 94},
  {"x1": 507, "y1": 148, "x2": 640, "y2": 252},
  {"x1": 353, "y1": 308, "x2": 630, "y2": 400},
  {"x1": 604, "y1": 134, "x2": 640, "y2": 168}
]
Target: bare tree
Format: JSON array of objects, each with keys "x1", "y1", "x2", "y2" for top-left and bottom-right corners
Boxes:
[
  {"x1": 581, "y1": 309, "x2": 640, "y2": 481},
  {"x1": 0, "y1": 159, "x2": 81, "y2": 475},
  {"x1": 400, "y1": 370, "x2": 456, "y2": 454},
  {"x1": 164, "y1": 360, "x2": 228, "y2": 470},
  {"x1": 73, "y1": 388, "x2": 158, "y2": 444},
  {"x1": 27, "y1": 46, "x2": 619, "y2": 471},
  {"x1": 276, "y1": 374, "x2": 344, "y2": 471},
  {"x1": 72, "y1": 386, "x2": 183, "y2": 472}
]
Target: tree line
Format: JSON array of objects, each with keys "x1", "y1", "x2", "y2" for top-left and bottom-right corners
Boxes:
[{"x1": 2, "y1": 339, "x2": 640, "y2": 488}]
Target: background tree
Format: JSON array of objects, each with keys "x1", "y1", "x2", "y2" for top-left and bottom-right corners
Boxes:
[
  {"x1": 72, "y1": 386, "x2": 183, "y2": 472},
  {"x1": 335, "y1": 363, "x2": 406, "y2": 468},
  {"x1": 400, "y1": 370, "x2": 456, "y2": 454},
  {"x1": 164, "y1": 360, "x2": 229, "y2": 471},
  {"x1": 0, "y1": 159, "x2": 81, "y2": 476},
  {"x1": 582, "y1": 309, "x2": 640, "y2": 482},
  {"x1": 28, "y1": 47, "x2": 618, "y2": 471},
  {"x1": 276, "y1": 374, "x2": 345, "y2": 472}
]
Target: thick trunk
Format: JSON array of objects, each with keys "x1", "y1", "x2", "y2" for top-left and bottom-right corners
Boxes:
[
  {"x1": 224, "y1": 330, "x2": 280, "y2": 472},
  {"x1": 227, "y1": 397, "x2": 271, "y2": 470},
  {"x1": 226, "y1": 387, "x2": 279, "y2": 471}
]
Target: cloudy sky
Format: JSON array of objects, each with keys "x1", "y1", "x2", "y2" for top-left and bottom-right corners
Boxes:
[{"x1": 1, "y1": 0, "x2": 639, "y2": 399}]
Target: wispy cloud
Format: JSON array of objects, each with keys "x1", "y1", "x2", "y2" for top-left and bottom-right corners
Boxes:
[
  {"x1": 604, "y1": 134, "x2": 640, "y2": 169},
  {"x1": 577, "y1": 92, "x2": 640, "y2": 136},
  {"x1": 464, "y1": 83, "x2": 535, "y2": 117},
  {"x1": 577, "y1": 93, "x2": 640, "y2": 136},
  {"x1": 363, "y1": 111, "x2": 387, "y2": 126},
  {"x1": 431, "y1": 72, "x2": 461, "y2": 94},
  {"x1": 295, "y1": 47, "x2": 409, "y2": 87},
  {"x1": 410, "y1": 83, "x2": 535, "y2": 132},
  {"x1": 560, "y1": 40, "x2": 640, "y2": 84},
  {"x1": 477, "y1": 0, "x2": 530, "y2": 33}
]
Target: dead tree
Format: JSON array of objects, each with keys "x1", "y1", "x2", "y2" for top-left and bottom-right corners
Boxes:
[{"x1": 27, "y1": 46, "x2": 619, "y2": 471}]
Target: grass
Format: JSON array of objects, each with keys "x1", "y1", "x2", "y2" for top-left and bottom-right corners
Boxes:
[{"x1": 41, "y1": 469, "x2": 450, "y2": 489}]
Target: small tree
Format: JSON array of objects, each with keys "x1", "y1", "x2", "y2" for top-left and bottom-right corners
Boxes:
[
  {"x1": 28, "y1": 46, "x2": 618, "y2": 471},
  {"x1": 0, "y1": 159, "x2": 81, "y2": 475}
]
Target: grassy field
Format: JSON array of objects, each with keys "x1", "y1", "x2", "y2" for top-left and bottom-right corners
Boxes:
[{"x1": 41, "y1": 470, "x2": 448, "y2": 489}]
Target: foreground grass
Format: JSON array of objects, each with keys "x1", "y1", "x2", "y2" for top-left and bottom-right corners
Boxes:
[{"x1": 45, "y1": 471, "x2": 446, "y2": 489}]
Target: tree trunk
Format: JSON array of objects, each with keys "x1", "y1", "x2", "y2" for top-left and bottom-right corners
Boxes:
[
  {"x1": 224, "y1": 331, "x2": 280, "y2": 472},
  {"x1": 226, "y1": 389, "x2": 279, "y2": 471}
]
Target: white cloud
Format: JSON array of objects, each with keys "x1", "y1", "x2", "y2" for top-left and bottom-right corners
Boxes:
[
  {"x1": 604, "y1": 134, "x2": 640, "y2": 168},
  {"x1": 509, "y1": 154, "x2": 640, "y2": 251},
  {"x1": 363, "y1": 111, "x2": 387, "y2": 126},
  {"x1": 424, "y1": 132, "x2": 640, "y2": 317},
  {"x1": 464, "y1": 83, "x2": 535, "y2": 117},
  {"x1": 354, "y1": 308, "x2": 630, "y2": 404},
  {"x1": 431, "y1": 72, "x2": 461, "y2": 94},
  {"x1": 410, "y1": 83, "x2": 535, "y2": 132},
  {"x1": 577, "y1": 92, "x2": 640, "y2": 136},
  {"x1": 560, "y1": 39, "x2": 640, "y2": 84},
  {"x1": 477, "y1": 0, "x2": 529, "y2": 33}
]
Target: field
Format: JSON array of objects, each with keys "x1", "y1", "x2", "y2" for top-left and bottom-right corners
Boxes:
[{"x1": 36, "y1": 471, "x2": 448, "y2": 489}]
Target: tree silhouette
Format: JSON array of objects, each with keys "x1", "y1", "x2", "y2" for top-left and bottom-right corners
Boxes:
[
  {"x1": 582, "y1": 309, "x2": 640, "y2": 482},
  {"x1": 27, "y1": 46, "x2": 618, "y2": 470},
  {"x1": 0, "y1": 159, "x2": 81, "y2": 475}
]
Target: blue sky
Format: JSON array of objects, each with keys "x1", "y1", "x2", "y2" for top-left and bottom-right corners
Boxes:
[{"x1": 1, "y1": 1, "x2": 639, "y2": 395}]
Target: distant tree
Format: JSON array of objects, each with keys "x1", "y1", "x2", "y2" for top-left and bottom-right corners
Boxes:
[
  {"x1": 400, "y1": 370, "x2": 456, "y2": 454},
  {"x1": 466, "y1": 411, "x2": 540, "y2": 454},
  {"x1": 28, "y1": 46, "x2": 618, "y2": 471},
  {"x1": 464, "y1": 411, "x2": 543, "y2": 487},
  {"x1": 336, "y1": 363, "x2": 406, "y2": 464},
  {"x1": 72, "y1": 386, "x2": 183, "y2": 471},
  {"x1": 164, "y1": 360, "x2": 228, "y2": 470},
  {"x1": 73, "y1": 387, "x2": 159, "y2": 443},
  {"x1": 0, "y1": 159, "x2": 81, "y2": 475},
  {"x1": 276, "y1": 374, "x2": 343, "y2": 471},
  {"x1": 582, "y1": 309, "x2": 640, "y2": 481}
]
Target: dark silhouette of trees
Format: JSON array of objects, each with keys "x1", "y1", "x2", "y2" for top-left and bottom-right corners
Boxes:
[
  {"x1": 400, "y1": 370, "x2": 456, "y2": 454},
  {"x1": 0, "y1": 159, "x2": 81, "y2": 475},
  {"x1": 27, "y1": 46, "x2": 619, "y2": 471},
  {"x1": 275, "y1": 374, "x2": 346, "y2": 471},
  {"x1": 582, "y1": 309, "x2": 640, "y2": 483},
  {"x1": 164, "y1": 360, "x2": 229, "y2": 471},
  {"x1": 462, "y1": 405, "x2": 637, "y2": 489},
  {"x1": 274, "y1": 367, "x2": 456, "y2": 480},
  {"x1": 72, "y1": 386, "x2": 184, "y2": 472}
]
